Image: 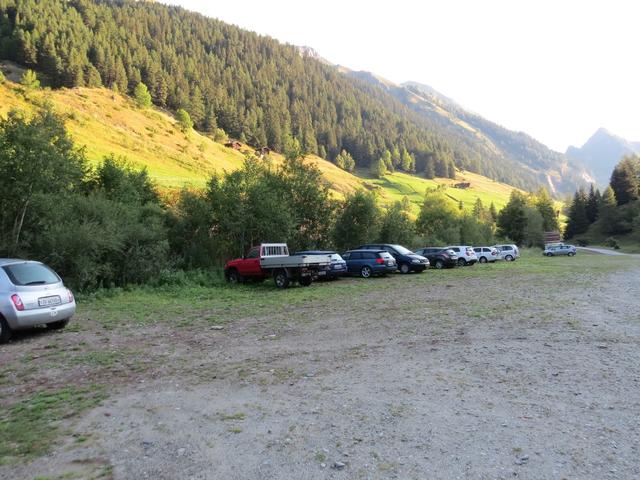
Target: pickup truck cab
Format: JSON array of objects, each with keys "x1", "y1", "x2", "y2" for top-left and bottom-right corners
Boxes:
[{"x1": 224, "y1": 243, "x2": 332, "y2": 288}]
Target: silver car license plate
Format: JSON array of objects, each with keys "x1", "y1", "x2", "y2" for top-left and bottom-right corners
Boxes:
[{"x1": 38, "y1": 296, "x2": 61, "y2": 307}]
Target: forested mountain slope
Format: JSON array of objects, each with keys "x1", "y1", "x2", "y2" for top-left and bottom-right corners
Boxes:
[
  {"x1": 0, "y1": 0, "x2": 580, "y2": 192},
  {"x1": 340, "y1": 73, "x2": 593, "y2": 193},
  {"x1": 0, "y1": 68, "x2": 519, "y2": 212}
]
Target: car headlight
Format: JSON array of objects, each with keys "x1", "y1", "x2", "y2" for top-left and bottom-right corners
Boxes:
[{"x1": 411, "y1": 259, "x2": 420, "y2": 263}]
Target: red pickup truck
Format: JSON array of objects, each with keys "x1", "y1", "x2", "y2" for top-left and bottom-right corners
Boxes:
[{"x1": 224, "y1": 243, "x2": 332, "y2": 288}]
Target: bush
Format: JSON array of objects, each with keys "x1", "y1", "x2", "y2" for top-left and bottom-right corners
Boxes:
[
  {"x1": 133, "y1": 82, "x2": 152, "y2": 108},
  {"x1": 604, "y1": 237, "x2": 620, "y2": 250},
  {"x1": 213, "y1": 128, "x2": 228, "y2": 143}
]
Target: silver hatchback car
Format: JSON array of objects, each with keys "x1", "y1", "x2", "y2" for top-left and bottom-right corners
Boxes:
[{"x1": 0, "y1": 259, "x2": 76, "y2": 343}]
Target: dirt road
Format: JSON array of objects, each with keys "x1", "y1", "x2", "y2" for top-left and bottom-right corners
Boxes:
[{"x1": 2, "y1": 255, "x2": 640, "y2": 479}]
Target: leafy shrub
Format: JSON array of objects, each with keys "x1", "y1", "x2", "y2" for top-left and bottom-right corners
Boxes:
[{"x1": 605, "y1": 237, "x2": 620, "y2": 249}]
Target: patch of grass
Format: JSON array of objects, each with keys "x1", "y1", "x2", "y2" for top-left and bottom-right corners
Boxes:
[
  {"x1": 219, "y1": 412, "x2": 246, "y2": 421},
  {"x1": 0, "y1": 386, "x2": 106, "y2": 464},
  {"x1": 228, "y1": 427, "x2": 242, "y2": 434}
]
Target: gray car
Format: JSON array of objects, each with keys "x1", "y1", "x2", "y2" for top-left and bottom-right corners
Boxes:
[
  {"x1": 543, "y1": 244, "x2": 577, "y2": 256},
  {"x1": 0, "y1": 259, "x2": 76, "y2": 343}
]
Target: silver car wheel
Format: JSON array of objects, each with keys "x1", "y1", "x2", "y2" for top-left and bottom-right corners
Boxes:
[{"x1": 361, "y1": 266, "x2": 372, "y2": 278}]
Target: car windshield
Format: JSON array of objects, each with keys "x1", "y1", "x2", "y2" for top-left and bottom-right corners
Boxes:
[
  {"x1": 390, "y1": 245, "x2": 413, "y2": 255},
  {"x1": 2, "y1": 263, "x2": 60, "y2": 286}
]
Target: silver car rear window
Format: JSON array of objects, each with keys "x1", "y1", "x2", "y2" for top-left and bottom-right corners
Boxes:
[{"x1": 2, "y1": 263, "x2": 60, "y2": 286}]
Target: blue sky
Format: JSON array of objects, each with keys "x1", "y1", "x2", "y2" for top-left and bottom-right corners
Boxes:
[{"x1": 166, "y1": 0, "x2": 639, "y2": 152}]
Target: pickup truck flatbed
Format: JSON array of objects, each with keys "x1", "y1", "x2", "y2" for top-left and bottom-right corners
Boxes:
[{"x1": 224, "y1": 243, "x2": 332, "y2": 288}]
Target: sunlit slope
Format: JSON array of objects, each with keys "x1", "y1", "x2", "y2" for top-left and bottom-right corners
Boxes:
[{"x1": 0, "y1": 78, "x2": 520, "y2": 208}]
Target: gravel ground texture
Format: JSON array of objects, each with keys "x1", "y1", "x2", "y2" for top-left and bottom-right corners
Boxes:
[{"x1": 1, "y1": 254, "x2": 639, "y2": 480}]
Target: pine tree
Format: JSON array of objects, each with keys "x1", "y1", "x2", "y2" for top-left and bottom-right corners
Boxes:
[
  {"x1": 189, "y1": 86, "x2": 206, "y2": 128},
  {"x1": 371, "y1": 157, "x2": 387, "y2": 179},
  {"x1": 335, "y1": 150, "x2": 355, "y2": 172},
  {"x1": 473, "y1": 198, "x2": 487, "y2": 221},
  {"x1": 134, "y1": 82, "x2": 152, "y2": 108},
  {"x1": 391, "y1": 146, "x2": 401, "y2": 168},
  {"x1": 20, "y1": 69, "x2": 40, "y2": 89},
  {"x1": 176, "y1": 109, "x2": 193, "y2": 133},
  {"x1": 534, "y1": 187, "x2": 559, "y2": 231},
  {"x1": 598, "y1": 186, "x2": 621, "y2": 235},
  {"x1": 497, "y1": 191, "x2": 528, "y2": 244},
  {"x1": 381, "y1": 150, "x2": 393, "y2": 173},
  {"x1": 610, "y1": 156, "x2": 640, "y2": 205},
  {"x1": 564, "y1": 189, "x2": 589, "y2": 239},
  {"x1": 489, "y1": 202, "x2": 498, "y2": 223},
  {"x1": 585, "y1": 184, "x2": 600, "y2": 224},
  {"x1": 401, "y1": 148, "x2": 415, "y2": 172}
]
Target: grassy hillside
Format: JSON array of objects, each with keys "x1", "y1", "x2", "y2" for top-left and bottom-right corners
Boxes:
[{"x1": 0, "y1": 68, "x2": 520, "y2": 211}]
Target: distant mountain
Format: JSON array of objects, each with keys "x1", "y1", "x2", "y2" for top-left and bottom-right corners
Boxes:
[
  {"x1": 340, "y1": 74, "x2": 594, "y2": 194},
  {"x1": 566, "y1": 128, "x2": 640, "y2": 187}
]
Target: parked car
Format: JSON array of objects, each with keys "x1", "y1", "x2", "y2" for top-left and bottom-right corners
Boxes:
[
  {"x1": 473, "y1": 246, "x2": 501, "y2": 263},
  {"x1": 224, "y1": 243, "x2": 332, "y2": 288},
  {"x1": 0, "y1": 259, "x2": 76, "y2": 343},
  {"x1": 356, "y1": 244, "x2": 429, "y2": 273},
  {"x1": 543, "y1": 244, "x2": 577, "y2": 256},
  {"x1": 341, "y1": 250, "x2": 397, "y2": 278},
  {"x1": 414, "y1": 247, "x2": 458, "y2": 269},
  {"x1": 446, "y1": 246, "x2": 478, "y2": 266},
  {"x1": 493, "y1": 244, "x2": 520, "y2": 261},
  {"x1": 295, "y1": 250, "x2": 347, "y2": 279}
]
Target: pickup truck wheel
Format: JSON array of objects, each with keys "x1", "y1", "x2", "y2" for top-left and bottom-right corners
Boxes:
[
  {"x1": 360, "y1": 266, "x2": 372, "y2": 278},
  {"x1": 0, "y1": 316, "x2": 11, "y2": 344},
  {"x1": 399, "y1": 263, "x2": 410, "y2": 274},
  {"x1": 434, "y1": 260, "x2": 444, "y2": 269},
  {"x1": 479, "y1": 256, "x2": 487, "y2": 263},
  {"x1": 299, "y1": 277, "x2": 312, "y2": 287},
  {"x1": 273, "y1": 270, "x2": 290, "y2": 289},
  {"x1": 457, "y1": 258, "x2": 466, "y2": 267},
  {"x1": 46, "y1": 319, "x2": 69, "y2": 330},
  {"x1": 226, "y1": 269, "x2": 241, "y2": 284}
]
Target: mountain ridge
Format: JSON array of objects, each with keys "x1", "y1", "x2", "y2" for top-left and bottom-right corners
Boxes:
[
  {"x1": 566, "y1": 128, "x2": 640, "y2": 187},
  {"x1": 340, "y1": 74, "x2": 595, "y2": 194}
]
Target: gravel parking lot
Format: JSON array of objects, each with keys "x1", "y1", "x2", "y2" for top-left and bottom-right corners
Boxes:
[{"x1": 2, "y1": 253, "x2": 639, "y2": 480}]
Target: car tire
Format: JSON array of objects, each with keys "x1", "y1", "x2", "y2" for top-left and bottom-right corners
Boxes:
[
  {"x1": 457, "y1": 258, "x2": 466, "y2": 267},
  {"x1": 505, "y1": 254, "x2": 514, "y2": 262},
  {"x1": 46, "y1": 319, "x2": 69, "y2": 330},
  {"x1": 546, "y1": 252, "x2": 553, "y2": 257},
  {"x1": 479, "y1": 256, "x2": 488, "y2": 263},
  {"x1": 299, "y1": 277, "x2": 312, "y2": 287},
  {"x1": 568, "y1": 252, "x2": 575, "y2": 257},
  {"x1": 273, "y1": 270, "x2": 290, "y2": 289},
  {"x1": 434, "y1": 260, "x2": 444, "y2": 269},
  {"x1": 226, "y1": 269, "x2": 241, "y2": 284},
  {"x1": 0, "y1": 316, "x2": 11, "y2": 344},
  {"x1": 360, "y1": 266, "x2": 372, "y2": 278},
  {"x1": 399, "y1": 263, "x2": 410, "y2": 274}
]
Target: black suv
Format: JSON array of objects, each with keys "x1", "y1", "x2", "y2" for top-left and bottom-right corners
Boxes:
[
  {"x1": 414, "y1": 247, "x2": 458, "y2": 269},
  {"x1": 356, "y1": 244, "x2": 429, "y2": 273}
]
